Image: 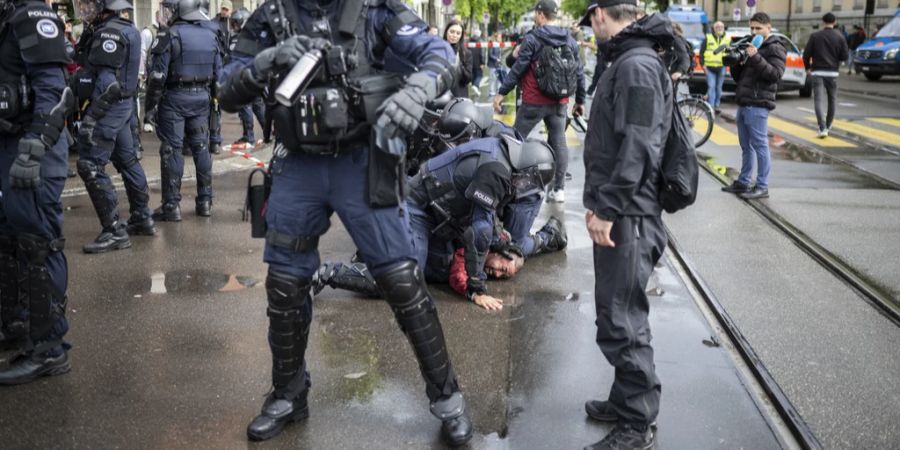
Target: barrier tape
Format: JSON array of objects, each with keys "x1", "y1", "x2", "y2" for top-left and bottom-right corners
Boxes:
[
  {"x1": 465, "y1": 41, "x2": 517, "y2": 48},
  {"x1": 222, "y1": 140, "x2": 269, "y2": 168}
]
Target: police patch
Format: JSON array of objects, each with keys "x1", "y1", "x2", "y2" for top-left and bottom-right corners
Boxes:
[
  {"x1": 102, "y1": 40, "x2": 118, "y2": 53},
  {"x1": 36, "y1": 19, "x2": 59, "y2": 39},
  {"x1": 397, "y1": 25, "x2": 419, "y2": 36},
  {"x1": 625, "y1": 86, "x2": 654, "y2": 128},
  {"x1": 151, "y1": 38, "x2": 159, "y2": 49},
  {"x1": 472, "y1": 189, "x2": 495, "y2": 207}
]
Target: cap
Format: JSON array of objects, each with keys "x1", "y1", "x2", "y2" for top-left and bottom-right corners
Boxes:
[
  {"x1": 534, "y1": 0, "x2": 558, "y2": 16},
  {"x1": 822, "y1": 12, "x2": 836, "y2": 23},
  {"x1": 578, "y1": 0, "x2": 638, "y2": 27},
  {"x1": 220, "y1": 0, "x2": 232, "y2": 10}
]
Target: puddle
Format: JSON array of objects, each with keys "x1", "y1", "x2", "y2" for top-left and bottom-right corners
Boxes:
[{"x1": 147, "y1": 270, "x2": 260, "y2": 295}]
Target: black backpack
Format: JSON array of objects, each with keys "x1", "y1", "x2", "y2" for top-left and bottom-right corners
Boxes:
[
  {"x1": 533, "y1": 37, "x2": 579, "y2": 100},
  {"x1": 613, "y1": 47, "x2": 699, "y2": 213}
]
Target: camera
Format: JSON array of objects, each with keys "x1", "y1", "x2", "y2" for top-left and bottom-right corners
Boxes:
[{"x1": 714, "y1": 35, "x2": 757, "y2": 66}]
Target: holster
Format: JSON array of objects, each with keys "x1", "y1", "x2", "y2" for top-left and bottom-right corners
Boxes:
[{"x1": 244, "y1": 168, "x2": 272, "y2": 238}]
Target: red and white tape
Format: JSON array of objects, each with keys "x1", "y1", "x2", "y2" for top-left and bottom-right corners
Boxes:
[
  {"x1": 222, "y1": 141, "x2": 268, "y2": 168},
  {"x1": 465, "y1": 41, "x2": 517, "y2": 48}
]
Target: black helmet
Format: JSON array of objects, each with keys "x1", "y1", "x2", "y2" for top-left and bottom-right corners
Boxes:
[
  {"x1": 506, "y1": 137, "x2": 556, "y2": 198},
  {"x1": 104, "y1": 0, "x2": 132, "y2": 11},
  {"x1": 78, "y1": 0, "x2": 131, "y2": 22},
  {"x1": 436, "y1": 97, "x2": 494, "y2": 145},
  {"x1": 162, "y1": 0, "x2": 208, "y2": 24},
  {"x1": 229, "y1": 7, "x2": 249, "y2": 30}
]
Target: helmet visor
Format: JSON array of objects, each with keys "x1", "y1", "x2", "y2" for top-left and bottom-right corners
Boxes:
[
  {"x1": 511, "y1": 168, "x2": 545, "y2": 199},
  {"x1": 77, "y1": 0, "x2": 100, "y2": 23}
]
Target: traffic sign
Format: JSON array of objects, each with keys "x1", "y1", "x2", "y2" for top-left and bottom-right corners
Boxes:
[
  {"x1": 483, "y1": 12, "x2": 490, "y2": 22},
  {"x1": 732, "y1": 7, "x2": 741, "y2": 21}
]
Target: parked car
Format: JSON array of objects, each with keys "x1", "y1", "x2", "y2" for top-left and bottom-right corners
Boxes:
[{"x1": 854, "y1": 9, "x2": 900, "y2": 80}]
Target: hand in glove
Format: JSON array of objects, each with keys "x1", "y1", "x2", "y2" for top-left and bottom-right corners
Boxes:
[
  {"x1": 144, "y1": 107, "x2": 158, "y2": 130},
  {"x1": 9, "y1": 139, "x2": 45, "y2": 190},
  {"x1": 253, "y1": 35, "x2": 330, "y2": 81},
  {"x1": 375, "y1": 72, "x2": 436, "y2": 140},
  {"x1": 79, "y1": 114, "x2": 98, "y2": 146}
]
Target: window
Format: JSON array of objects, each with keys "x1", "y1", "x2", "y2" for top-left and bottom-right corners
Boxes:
[
  {"x1": 832, "y1": 0, "x2": 842, "y2": 11},
  {"x1": 795, "y1": 0, "x2": 804, "y2": 13},
  {"x1": 813, "y1": 0, "x2": 822, "y2": 13},
  {"x1": 853, "y1": 0, "x2": 864, "y2": 10},
  {"x1": 876, "y1": 0, "x2": 888, "y2": 8}
]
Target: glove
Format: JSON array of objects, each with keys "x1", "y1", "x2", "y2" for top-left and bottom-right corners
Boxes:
[
  {"x1": 79, "y1": 114, "x2": 98, "y2": 146},
  {"x1": 10, "y1": 139, "x2": 45, "y2": 190},
  {"x1": 375, "y1": 72, "x2": 436, "y2": 140},
  {"x1": 253, "y1": 36, "x2": 330, "y2": 81}
]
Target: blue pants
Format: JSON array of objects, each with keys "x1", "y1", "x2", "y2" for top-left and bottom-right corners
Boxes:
[
  {"x1": 705, "y1": 66, "x2": 726, "y2": 108},
  {"x1": 78, "y1": 99, "x2": 152, "y2": 228},
  {"x1": 263, "y1": 147, "x2": 416, "y2": 279},
  {"x1": 0, "y1": 136, "x2": 69, "y2": 352},
  {"x1": 736, "y1": 106, "x2": 771, "y2": 189},
  {"x1": 501, "y1": 193, "x2": 543, "y2": 256},
  {"x1": 157, "y1": 89, "x2": 213, "y2": 205},
  {"x1": 238, "y1": 97, "x2": 265, "y2": 142}
]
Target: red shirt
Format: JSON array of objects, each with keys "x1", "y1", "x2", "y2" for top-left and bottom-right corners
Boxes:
[{"x1": 522, "y1": 61, "x2": 569, "y2": 105}]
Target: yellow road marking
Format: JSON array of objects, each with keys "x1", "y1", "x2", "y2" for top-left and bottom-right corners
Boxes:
[
  {"x1": 869, "y1": 118, "x2": 900, "y2": 129},
  {"x1": 694, "y1": 118, "x2": 740, "y2": 146},
  {"x1": 827, "y1": 118, "x2": 900, "y2": 147},
  {"x1": 768, "y1": 117, "x2": 855, "y2": 147}
]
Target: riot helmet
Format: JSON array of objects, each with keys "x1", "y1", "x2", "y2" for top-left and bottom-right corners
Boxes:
[
  {"x1": 78, "y1": 0, "x2": 131, "y2": 23},
  {"x1": 506, "y1": 138, "x2": 556, "y2": 198},
  {"x1": 436, "y1": 97, "x2": 493, "y2": 146},
  {"x1": 161, "y1": 0, "x2": 208, "y2": 25},
  {"x1": 229, "y1": 7, "x2": 249, "y2": 32}
]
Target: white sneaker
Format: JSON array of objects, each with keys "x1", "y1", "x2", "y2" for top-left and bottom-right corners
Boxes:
[
  {"x1": 547, "y1": 189, "x2": 566, "y2": 203},
  {"x1": 471, "y1": 86, "x2": 481, "y2": 97},
  {"x1": 816, "y1": 129, "x2": 829, "y2": 139}
]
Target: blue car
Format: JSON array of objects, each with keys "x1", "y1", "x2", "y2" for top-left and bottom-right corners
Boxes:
[{"x1": 855, "y1": 9, "x2": 900, "y2": 81}]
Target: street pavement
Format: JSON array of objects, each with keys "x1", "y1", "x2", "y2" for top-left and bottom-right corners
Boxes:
[{"x1": 0, "y1": 110, "x2": 787, "y2": 448}]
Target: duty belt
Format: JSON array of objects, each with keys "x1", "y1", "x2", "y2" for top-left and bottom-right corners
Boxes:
[{"x1": 166, "y1": 81, "x2": 211, "y2": 90}]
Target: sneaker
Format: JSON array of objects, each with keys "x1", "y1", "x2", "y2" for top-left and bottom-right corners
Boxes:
[
  {"x1": 83, "y1": 226, "x2": 132, "y2": 254},
  {"x1": 721, "y1": 181, "x2": 751, "y2": 194},
  {"x1": 152, "y1": 203, "x2": 182, "y2": 222},
  {"x1": 547, "y1": 188, "x2": 566, "y2": 203},
  {"x1": 816, "y1": 129, "x2": 828, "y2": 139},
  {"x1": 740, "y1": 186, "x2": 769, "y2": 199},
  {"x1": 471, "y1": 85, "x2": 481, "y2": 97},
  {"x1": 584, "y1": 424, "x2": 655, "y2": 450}
]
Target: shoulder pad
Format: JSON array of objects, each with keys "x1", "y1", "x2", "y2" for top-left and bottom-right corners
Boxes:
[
  {"x1": 11, "y1": 6, "x2": 69, "y2": 65},
  {"x1": 88, "y1": 26, "x2": 127, "y2": 68},
  {"x1": 151, "y1": 30, "x2": 172, "y2": 55}
]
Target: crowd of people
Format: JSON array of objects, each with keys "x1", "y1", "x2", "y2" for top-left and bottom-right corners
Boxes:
[{"x1": 0, "y1": 0, "x2": 788, "y2": 448}]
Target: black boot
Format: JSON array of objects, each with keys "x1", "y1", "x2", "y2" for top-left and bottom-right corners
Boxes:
[
  {"x1": 247, "y1": 392, "x2": 310, "y2": 441},
  {"x1": 431, "y1": 392, "x2": 474, "y2": 447},
  {"x1": 83, "y1": 224, "x2": 132, "y2": 254},
  {"x1": 196, "y1": 200, "x2": 212, "y2": 217},
  {"x1": 0, "y1": 326, "x2": 27, "y2": 353},
  {"x1": 312, "y1": 262, "x2": 380, "y2": 297},
  {"x1": 536, "y1": 216, "x2": 568, "y2": 254},
  {"x1": 0, "y1": 235, "x2": 26, "y2": 352},
  {"x1": 0, "y1": 351, "x2": 70, "y2": 385},
  {"x1": 126, "y1": 215, "x2": 157, "y2": 236},
  {"x1": 152, "y1": 203, "x2": 182, "y2": 222},
  {"x1": 247, "y1": 271, "x2": 313, "y2": 441}
]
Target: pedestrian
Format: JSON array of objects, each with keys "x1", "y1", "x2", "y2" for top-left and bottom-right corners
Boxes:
[
  {"x1": 846, "y1": 24, "x2": 866, "y2": 74},
  {"x1": 803, "y1": 13, "x2": 849, "y2": 139},
  {"x1": 444, "y1": 20, "x2": 472, "y2": 98},
  {"x1": 721, "y1": 12, "x2": 786, "y2": 199},
  {"x1": 701, "y1": 21, "x2": 729, "y2": 114},
  {"x1": 470, "y1": 30, "x2": 485, "y2": 97},
  {"x1": 227, "y1": 8, "x2": 265, "y2": 146},
  {"x1": 0, "y1": 0, "x2": 74, "y2": 384},
  {"x1": 218, "y1": 0, "x2": 473, "y2": 444},
  {"x1": 492, "y1": 0, "x2": 586, "y2": 204},
  {"x1": 578, "y1": 1, "x2": 673, "y2": 448},
  {"x1": 75, "y1": 0, "x2": 156, "y2": 253},
  {"x1": 667, "y1": 22, "x2": 693, "y2": 93},
  {"x1": 145, "y1": 0, "x2": 223, "y2": 221},
  {"x1": 487, "y1": 31, "x2": 506, "y2": 96}
]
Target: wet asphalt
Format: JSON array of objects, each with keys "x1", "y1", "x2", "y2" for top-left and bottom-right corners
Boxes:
[{"x1": 0, "y1": 129, "x2": 783, "y2": 448}]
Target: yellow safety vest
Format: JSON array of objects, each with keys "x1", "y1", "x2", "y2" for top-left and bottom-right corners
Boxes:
[{"x1": 703, "y1": 33, "x2": 731, "y2": 68}]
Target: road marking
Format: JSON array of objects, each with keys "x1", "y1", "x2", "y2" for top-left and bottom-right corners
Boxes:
[
  {"x1": 767, "y1": 117, "x2": 855, "y2": 147},
  {"x1": 827, "y1": 118, "x2": 900, "y2": 147},
  {"x1": 797, "y1": 107, "x2": 815, "y2": 114},
  {"x1": 838, "y1": 103, "x2": 857, "y2": 107},
  {"x1": 870, "y1": 118, "x2": 900, "y2": 129},
  {"x1": 695, "y1": 118, "x2": 740, "y2": 146}
]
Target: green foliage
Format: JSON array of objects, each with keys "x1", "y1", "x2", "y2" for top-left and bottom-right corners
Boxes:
[
  {"x1": 560, "y1": 0, "x2": 590, "y2": 20},
  {"x1": 485, "y1": 0, "x2": 534, "y2": 32}
]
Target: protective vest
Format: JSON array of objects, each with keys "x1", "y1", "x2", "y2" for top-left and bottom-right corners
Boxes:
[
  {"x1": 0, "y1": 1, "x2": 68, "y2": 132},
  {"x1": 167, "y1": 21, "x2": 218, "y2": 84},
  {"x1": 409, "y1": 137, "x2": 514, "y2": 237},
  {"x1": 703, "y1": 33, "x2": 730, "y2": 68},
  {"x1": 87, "y1": 16, "x2": 140, "y2": 94},
  {"x1": 239, "y1": 0, "x2": 416, "y2": 154}
]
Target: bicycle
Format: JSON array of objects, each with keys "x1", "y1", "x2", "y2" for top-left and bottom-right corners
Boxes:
[{"x1": 674, "y1": 79, "x2": 714, "y2": 148}]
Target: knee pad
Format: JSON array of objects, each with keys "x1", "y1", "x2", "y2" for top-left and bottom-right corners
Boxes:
[
  {"x1": 374, "y1": 260, "x2": 430, "y2": 312},
  {"x1": 111, "y1": 154, "x2": 139, "y2": 173},
  {"x1": 266, "y1": 270, "x2": 310, "y2": 312},
  {"x1": 76, "y1": 159, "x2": 101, "y2": 181}
]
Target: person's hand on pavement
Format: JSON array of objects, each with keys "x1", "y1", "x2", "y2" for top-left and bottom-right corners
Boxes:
[{"x1": 473, "y1": 294, "x2": 504, "y2": 311}]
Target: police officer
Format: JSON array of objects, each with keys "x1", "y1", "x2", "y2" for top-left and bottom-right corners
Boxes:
[
  {"x1": 218, "y1": 0, "x2": 471, "y2": 444},
  {"x1": 199, "y1": 0, "x2": 225, "y2": 154},
  {"x1": 0, "y1": 0, "x2": 74, "y2": 383},
  {"x1": 145, "y1": 0, "x2": 223, "y2": 221},
  {"x1": 75, "y1": 0, "x2": 156, "y2": 254},
  {"x1": 228, "y1": 7, "x2": 265, "y2": 146}
]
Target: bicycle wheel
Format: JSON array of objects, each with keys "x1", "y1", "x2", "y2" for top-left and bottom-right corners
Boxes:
[{"x1": 677, "y1": 97, "x2": 714, "y2": 148}]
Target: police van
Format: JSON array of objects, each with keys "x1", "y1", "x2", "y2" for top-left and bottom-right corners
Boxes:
[
  {"x1": 663, "y1": 5, "x2": 708, "y2": 50},
  {"x1": 854, "y1": 9, "x2": 900, "y2": 81}
]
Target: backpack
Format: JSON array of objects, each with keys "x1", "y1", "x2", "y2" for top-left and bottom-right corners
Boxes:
[
  {"x1": 612, "y1": 47, "x2": 699, "y2": 213},
  {"x1": 533, "y1": 36, "x2": 579, "y2": 100}
]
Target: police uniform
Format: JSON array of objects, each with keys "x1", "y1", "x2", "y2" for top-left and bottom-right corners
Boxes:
[
  {"x1": 200, "y1": 17, "x2": 226, "y2": 154},
  {"x1": 227, "y1": 26, "x2": 265, "y2": 144},
  {"x1": 76, "y1": 5, "x2": 155, "y2": 253},
  {"x1": 145, "y1": 13, "x2": 223, "y2": 219},
  {"x1": 0, "y1": 0, "x2": 73, "y2": 383},
  {"x1": 218, "y1": 0, "x2": 470, "y2": 444}
]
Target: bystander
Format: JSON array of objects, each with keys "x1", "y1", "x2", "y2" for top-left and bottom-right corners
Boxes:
[{"x1": 803, "y1": 13, "x2": 849, "y2": 138}]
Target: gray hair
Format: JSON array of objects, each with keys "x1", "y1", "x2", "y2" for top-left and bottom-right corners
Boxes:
[{"x1": 602, "y1": 3, "x2": 645, "y2": 22}]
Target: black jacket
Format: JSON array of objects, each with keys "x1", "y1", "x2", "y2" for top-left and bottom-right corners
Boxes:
[
  {"x1": 803, "y1": 28, "x2": 849, "y2": 72},
  {"x1": 666, "y1": 35, "x2": 692, "y2": 75},
  {"x1": 498, "y1": 24, "x2": 586, "y2": 103},
  {"x1": 730, "y1": 35, "x2": 786, "y2": 110},
  {"x1": 451, "y1": 41, "x2": 472, "y2": 98},
  {"x1": 583, "y1": 14, "x2": 674, "y2": 221}
]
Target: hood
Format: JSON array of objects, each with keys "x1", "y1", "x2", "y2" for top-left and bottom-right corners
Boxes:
[
  {"x1": 604, "y1": 13, "x2": 674, "y2": 61},
  {"x1": 532, "y1": 25, "x2": 572, "y2": 47},
  {"x1": 858, "y1": 36, "x2": 900, "y2": 50}
]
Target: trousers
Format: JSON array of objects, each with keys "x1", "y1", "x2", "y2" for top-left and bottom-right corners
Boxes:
[{"x1": 514, "y1": 103, "x2": 568, "y2": 190}]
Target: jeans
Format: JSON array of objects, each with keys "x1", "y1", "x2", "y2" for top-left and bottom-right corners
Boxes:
[
  {"x1": 488, "y1": 67, "x2": 506, "y2": 96},
  {"x1": 811, "y1": 75, "x2": 838, "y2": 131},
  {"x1": 705, "y1": 66, "x2": 726, "y2": 108},
  {"x1": 514, "y1": 103, "x2": 568, "y2": 190},
  {"x1": 736, "y1": 106, "x2": 771, "y2": 189}
]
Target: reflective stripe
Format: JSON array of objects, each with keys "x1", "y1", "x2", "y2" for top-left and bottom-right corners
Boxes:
[{"x1": 703, "y1": 33, "x2": 730, "y2": 68}]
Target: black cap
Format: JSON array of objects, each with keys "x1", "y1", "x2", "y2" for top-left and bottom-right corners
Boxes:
[
  {"x1": 578, "y1": 0, "x2": 637, "y2": 27},
  {"x1": 534, "y1": 0, "x2": 558, "y2": 15},
  {"x1": 822, "y1": 12, "x2": 836, "y2": 24}
]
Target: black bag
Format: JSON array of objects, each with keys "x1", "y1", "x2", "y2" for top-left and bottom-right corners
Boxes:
[
  {"x1": 658, "y1": 95, "x2": 699, "y2": 213},
  {"x1": 533, "y1": 38, "x2": 579, "y2": 100}
]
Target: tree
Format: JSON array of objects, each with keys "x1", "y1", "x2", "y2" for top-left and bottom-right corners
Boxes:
[{"x1": 560, "y1": 0, "x2": 589, "y2": 20}]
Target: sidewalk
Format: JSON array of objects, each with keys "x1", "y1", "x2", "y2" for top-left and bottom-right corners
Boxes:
[{"x1": 838, "y1": 71, "x2": 900, "y2": 100}]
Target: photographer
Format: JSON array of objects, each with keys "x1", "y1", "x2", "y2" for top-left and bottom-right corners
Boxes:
[{"x1": 721, "y1": 12, "x2": 786, "y2": 200}]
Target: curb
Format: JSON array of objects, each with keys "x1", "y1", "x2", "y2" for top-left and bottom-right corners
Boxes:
[
  {"x1": 839, "y1": 87, "x2": 900, "y2": 102},
  {"x1": 718, "y1": 111, "x2": 900, "y2": 191}
]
